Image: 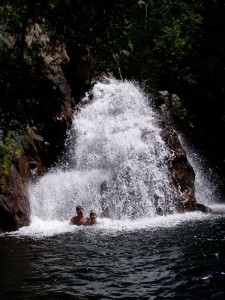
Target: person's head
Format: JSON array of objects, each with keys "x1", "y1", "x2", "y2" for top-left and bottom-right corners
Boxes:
[
  {"x1": 90, "y1": 211, "x2": 97, "y2": 223},
  {"x1": 76, "y1": 206, "x2": 84, "y2": 216}
]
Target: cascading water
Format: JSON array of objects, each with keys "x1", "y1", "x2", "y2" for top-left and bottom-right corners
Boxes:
[{"x1": 29, "y1": 79, "x2": 178, "y2": 223}]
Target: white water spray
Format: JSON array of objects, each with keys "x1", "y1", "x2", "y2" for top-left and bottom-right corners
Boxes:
[{"x1": 29, "y1": 79, "x2": 178, "y2": 223}]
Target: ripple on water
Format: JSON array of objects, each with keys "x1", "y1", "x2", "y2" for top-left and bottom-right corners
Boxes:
[{"x1": 1, "y1": 214, "x2": 225, "y2": 299}]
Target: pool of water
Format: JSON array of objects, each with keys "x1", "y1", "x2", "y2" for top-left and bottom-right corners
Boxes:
[{"x1": 1, "y1": 209, "x2": 225, "y2": 299}]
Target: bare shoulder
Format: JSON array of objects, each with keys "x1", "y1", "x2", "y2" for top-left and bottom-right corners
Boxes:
[{"x1": 70, "y1": 216, "x2": 78, "y2": 224}]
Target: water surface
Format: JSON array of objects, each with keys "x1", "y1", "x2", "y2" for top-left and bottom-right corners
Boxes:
[{"x1": 1, "y1": 211, "x2": 225, "y2": 299}]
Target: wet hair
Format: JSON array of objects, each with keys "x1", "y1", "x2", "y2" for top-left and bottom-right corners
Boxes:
[
  {"x1": 76, "y1": 206, "x2": 83, "y2": 210},
  {"x1": 90, "y1": 210, "x2": 97, "y2": 217}
]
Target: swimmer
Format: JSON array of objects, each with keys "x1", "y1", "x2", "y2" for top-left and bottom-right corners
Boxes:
[
  {"x1": 87, "y1": 211, "x2": 101, "y2": 225},
  {"x1": 70, "y1": 206, "x2": 90, "y2": 226}
]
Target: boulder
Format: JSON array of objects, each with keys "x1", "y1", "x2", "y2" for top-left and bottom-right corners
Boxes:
[
  {"x1": 0, "y1": 156, "x2": 30, "y2": 232},
  {"x1": 156, "y1": 90, "x2": 188, "y2": 122},
  {"x1": 160, "y1": 121, "x2": 211, "y2": 213},
  {"x1": 0, "y1": 129, "x2": 49, "y2": 232}
]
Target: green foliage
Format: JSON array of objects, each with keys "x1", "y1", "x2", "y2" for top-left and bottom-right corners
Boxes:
[
  {"x1": 0, "y1": 144, "x2": 10, "y2": 194},
  {"x1": 0, "y1": 133, "x2": 23, "y2": 194},
  {"x1": 0, "y1": 0, "x2": 204, "y2": 91}
]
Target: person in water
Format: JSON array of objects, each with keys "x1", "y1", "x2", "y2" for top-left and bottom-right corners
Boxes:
[
  {"x1": 85, "y1": 210, "x2": 101, "y2": 225},
  {"x1": 70, "y1": 206, "x2": 90, "y2": 226}
]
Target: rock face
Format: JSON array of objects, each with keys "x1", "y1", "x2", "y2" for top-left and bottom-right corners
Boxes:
[
  {"x1": 157, "y1": 94, "x2": 212, "y2": 214},
  {"x1": 161, "y1": 122, "x2": 196, "y2": 212},
  {"x1": 0, "y1": 22, "x2": 98, "y2": 233},
  {"x1": 0, "y1": 24, "x2": 76, "y2": 233},
  {"x1": 0, "y1": 157, "x2": 30, "y2": 232},
  {"x1": 0, "y1": 130, "x2": 51, "y2": 233},
  {"x1": 156, "y1": 90, "x2": 188, "y2": 122}
]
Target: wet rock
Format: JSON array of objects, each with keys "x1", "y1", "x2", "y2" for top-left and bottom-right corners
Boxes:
[
  {"x1": 0, "y1": 23, "x2": 75, "y2": 233},
  {"x1": 155, "y1": 91, "x2": 188, "y2": 122},
  {"x1": 196, "y1": 203, "x2": 213, "y2": 213},
  {"x1": 161, "y1": 121, "x2": 211, "y2": 213},
  {"x1": 0, "y1": 160, "x2": 30, "y2": 232}
]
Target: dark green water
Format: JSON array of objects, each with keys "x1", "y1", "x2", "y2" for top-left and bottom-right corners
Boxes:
[{"x1": 1, "y1": 214, "x2": 225, "y2": 299}]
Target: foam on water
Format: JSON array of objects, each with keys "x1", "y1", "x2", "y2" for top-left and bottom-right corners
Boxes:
[{"x1": 5, "y1": 212, "x2": 215, "y2": 238}]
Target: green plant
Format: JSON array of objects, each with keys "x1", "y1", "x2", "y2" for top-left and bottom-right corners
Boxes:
[{"x1": 0, "y1": 135, "x2": 22, "y2": 194}]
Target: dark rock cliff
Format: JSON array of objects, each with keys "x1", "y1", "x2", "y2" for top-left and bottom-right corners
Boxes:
[
  {"x1": 0, "y1": 23, "x2": 95, "y2": 233},
  {"x1": 156, "y1": 92, "x2": 211, "y2": 214}
]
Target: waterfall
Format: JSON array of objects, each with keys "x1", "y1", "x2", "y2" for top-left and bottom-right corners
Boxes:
[{"x1": 28, "y1": 79, "x2": 180, "y2": 222}]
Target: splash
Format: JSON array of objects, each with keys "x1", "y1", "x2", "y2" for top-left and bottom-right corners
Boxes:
[{"x1": 29, "y1": 79, "x2": 177, "y2": 222}]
